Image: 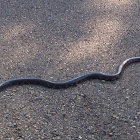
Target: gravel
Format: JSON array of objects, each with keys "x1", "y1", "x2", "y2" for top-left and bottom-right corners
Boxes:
[{"x1": 0, "y1": 0, "x2": 140, "y2": 140}]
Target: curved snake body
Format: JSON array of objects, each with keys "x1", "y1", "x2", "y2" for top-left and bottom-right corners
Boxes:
[{"x1": 0, "y1": 57, "x2": 140, "y2": 90}]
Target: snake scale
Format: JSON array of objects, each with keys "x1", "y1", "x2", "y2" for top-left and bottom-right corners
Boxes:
[{"x1": 0, "y1": 57, "x2": 140, "y2": 90}]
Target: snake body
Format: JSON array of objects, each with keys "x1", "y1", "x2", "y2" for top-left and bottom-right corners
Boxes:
[{"x1": 0, "y1": 57, "x2": 140, "y2": 90}]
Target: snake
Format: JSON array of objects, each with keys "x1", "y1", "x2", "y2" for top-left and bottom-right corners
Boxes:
[{"x1": 0, "y1": 57, "x2": 140, "y2": 90}]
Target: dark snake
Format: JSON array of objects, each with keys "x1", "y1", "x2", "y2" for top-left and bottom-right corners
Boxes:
[{"x1": 0, "y1": 57, "x2": 140, "y2": 90}]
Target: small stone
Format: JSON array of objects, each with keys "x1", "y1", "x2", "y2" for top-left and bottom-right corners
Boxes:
[
  {"x1": 126, "y1": 96, "x2": 129, "y2": 99},
  {"x1": 81, "y1": 93, "x2": 86, "y2": 98},
  {"x1": 108, "y1": 132, "x2": 113, "y2": 136},
  {"x1": 112, "y1": 125, "x2": 116, "y2": 129},
  {"x1": 113, "y1": 115, "x2": 119, "y2": 119},
  {"x1": 137, "y1": 112, "x2": 140, "y2": 115},
  {"x1": 62, "y1": 112, "x2": 66, "y2": 117},
  {"x1": 79, "y1": 135, "x2": 82, "y2": 139}
]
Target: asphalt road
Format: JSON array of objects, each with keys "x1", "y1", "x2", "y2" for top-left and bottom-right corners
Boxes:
[{"x1": 0, "y1": 0, "x2": 140, "y2": 140}]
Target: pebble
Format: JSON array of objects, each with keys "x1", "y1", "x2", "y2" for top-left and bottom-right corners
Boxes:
[{"x1": 137, "y1": 112, "x2": 140, "y2": 115}]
